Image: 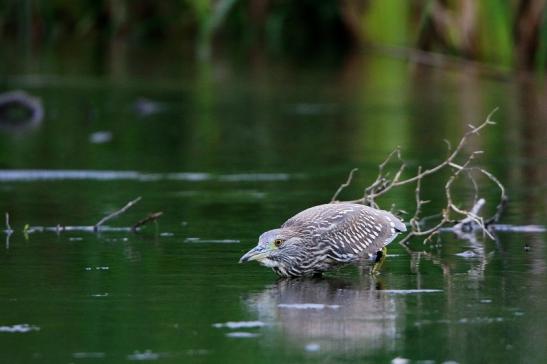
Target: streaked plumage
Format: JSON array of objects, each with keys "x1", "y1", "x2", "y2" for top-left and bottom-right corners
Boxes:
[{"x1": 239, "y1": 203, "x2": 406, "y2": 277}]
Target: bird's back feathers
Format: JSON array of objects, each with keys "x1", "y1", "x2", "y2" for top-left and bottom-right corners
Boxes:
[{"x1": 281, "y1": 203, "x2": 405, "y2": 262}]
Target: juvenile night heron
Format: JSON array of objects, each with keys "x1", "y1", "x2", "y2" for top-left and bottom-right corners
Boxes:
[{"x1": 239, "y1": 203, "x2": 406, "y2": 277}]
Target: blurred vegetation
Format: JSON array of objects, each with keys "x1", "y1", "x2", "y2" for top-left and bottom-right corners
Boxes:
[{"x1": 1, "y1": 0, "x2": 546, "y2": 70}]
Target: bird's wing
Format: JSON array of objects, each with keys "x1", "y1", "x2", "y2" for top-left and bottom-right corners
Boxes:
[
  {"x1": 283, "y1": 203, "x2": 405, "y2": 261},
  {"x1": 281, "y1": 203, "x2": 362, "y2": 233}
]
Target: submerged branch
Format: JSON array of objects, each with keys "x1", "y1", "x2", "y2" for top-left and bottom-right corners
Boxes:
[{"x1": 2, "y1": 197, "x2": 167, "y2": 241}]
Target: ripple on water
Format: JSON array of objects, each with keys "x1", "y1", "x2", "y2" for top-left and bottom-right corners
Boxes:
[
  {"x1": 380, "y1": 289, "x2": 442, "y2": 294},
  {"x1": 212, "y1": 321, "x2": 266, "y2": 329},
  {"x1": 305, "y1": 343, "x2": 321, "y2": 352},
  {"x1": 277, "y1": 303, "x2": 340, "y2": 310},
  {"x1": 455, "y1": 250, "x2": 480, "y2": 258},
  {"x1": 415, "y1": 316, "x2": 505, "y2": 327},
  {"x1": 90, "y1": 293, "x2": 109, "y2": 297},
  {"x1": 127, "y1": 350, "x2": 161, "y2": 361},
  {"x1": 0, "y1": 170, "x2": 298, "y2": 183},
  {"x1": 225, "y1": 332, "x2": 260, "y2": 338},
  {"x1": 72, "y1": 352, "x2": 106, "y2": 359},
  {"x1": 184, "y1": 238, "x2": 240, "y2": 244},
  {"x1": 0, "y1": 324, "x2": 40, "y2": 333},
  {"x1": 391, "y1": 357, "x2": 410, "y2": 364},
  {"x1": 218, "y1": 173, "x2": 292, "y2": 182}
]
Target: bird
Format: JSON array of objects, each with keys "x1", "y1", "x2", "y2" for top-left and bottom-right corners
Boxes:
[{"x1": 239, "y1": 202, "x2": 406, "y2": 277}]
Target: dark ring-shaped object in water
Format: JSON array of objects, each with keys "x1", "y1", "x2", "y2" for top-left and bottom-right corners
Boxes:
[{"x1": 0, "y1": 90, "x2": 44, "y2": 132}]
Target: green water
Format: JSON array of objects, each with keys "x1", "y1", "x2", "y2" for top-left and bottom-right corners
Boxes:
[{"x1": 1, "y1": 44, "x2": 546, "y2": 363}]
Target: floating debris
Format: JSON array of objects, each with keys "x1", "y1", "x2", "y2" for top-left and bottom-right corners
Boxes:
[{"x1": 85, "y1": 266, "x2": 109, "y2": 271}]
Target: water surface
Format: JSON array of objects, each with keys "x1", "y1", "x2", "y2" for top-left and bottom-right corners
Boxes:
[{"x1": 0, "y1": 44, "x2": 546, "y2": 363}]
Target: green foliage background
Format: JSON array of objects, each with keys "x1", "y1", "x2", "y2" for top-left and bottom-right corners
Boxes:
[{"x1": 2, "y1": 0, "x2": 546, "y2": 70}]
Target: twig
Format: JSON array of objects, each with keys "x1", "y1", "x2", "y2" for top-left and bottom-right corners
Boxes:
[
  {"x1": 341, "y1": 108, "x2": 506, "y2": 245},
  {"x1": 409, "y1": 166, "x2": 427, "y2": 233},
  {"x1": 132, "y1": 212, "x2": 163, "y2": 232},
  {"x1": 466, "y1": 170, "x2": 479, "y2": 206},
  {"x1": 4, "y1": 213, "x2": 13, "y2": 250},
  {"x1": 330, "y1": 168, "x2": 358, "y2": 203},
  {"x1": 348, "y1": 108, "x2": 499, "y2": 204},
  {"x1": 5, "y1": 212, "x2": 13, "y2": 233},
  {"x1": 362, "y1": 147, "x2": 404, "y2": 207},
  {"x1": 94, "y1": 197, "x2": 142, "y2": 231},
  {"x1": 478, "y1": 168, "x2": 508, "y2": 225},
  {"x1": 453, "y1": 198, "x2": 485, "y2": 233},
  {"x1": 444, "y1": 152, "x2": 495, "y2": 240}
]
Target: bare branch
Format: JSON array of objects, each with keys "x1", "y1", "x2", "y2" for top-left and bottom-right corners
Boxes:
[
  {"x1": 478, "y1": 168, "x2": 508, "y2": 225},
  {"x1": 94, "y1": 197, "x2": 142, "y2": 231},
  {"x1": 409, "y1": 166, "x2": 426, "y2": 233},
  {"x1": 132, "y1": 212, "x2": 163, "y2": 232},
  {"x1": 347, "y1": 108, "x2": 499, "y2": 204},
  {"x1": 466, "y1": 170, "x2": 480, "y2": 206},
  {"x1": 453, "y1": 198, "x2": 486, "y2": 233},
  {"x1": 444, "y1": 154, "x2": 495, "y2": 240},
  {"x1": 338, "y1": 108, "x2": 506, "y2": 246},
  {"x1": 331, "y1": 168, "x2": 358, "y2": 203}
]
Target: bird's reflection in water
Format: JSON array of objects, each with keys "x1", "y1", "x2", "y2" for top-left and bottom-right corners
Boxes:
[{"x1": 244, "y1": 275, "x2": 402, "y2": 354}]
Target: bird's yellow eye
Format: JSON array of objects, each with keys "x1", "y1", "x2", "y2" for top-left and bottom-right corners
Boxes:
[{"x1": 274, "y1": 239, "x2": 283, "y2": 247}]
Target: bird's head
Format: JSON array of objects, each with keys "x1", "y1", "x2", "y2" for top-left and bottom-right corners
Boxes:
[{"x1": 239, "y1": 228, "x2": 303, "y2": 268}]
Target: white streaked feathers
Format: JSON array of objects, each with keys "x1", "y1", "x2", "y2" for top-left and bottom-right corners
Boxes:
[{"x1": 281, "y1": 203, "x2": 406, "y2": 262}]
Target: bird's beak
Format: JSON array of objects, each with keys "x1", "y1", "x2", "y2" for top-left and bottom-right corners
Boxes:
[{"x1": 239, "y1": 245, "x2": 270, "y2": 263}]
